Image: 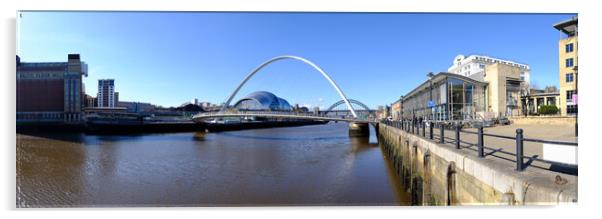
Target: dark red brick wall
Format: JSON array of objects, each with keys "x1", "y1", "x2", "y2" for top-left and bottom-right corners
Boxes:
[{"x1": 17, "y1": 79, "x2": 64, "y2": 112}]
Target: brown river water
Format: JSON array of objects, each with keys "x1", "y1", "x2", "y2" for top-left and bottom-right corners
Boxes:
[{"x1": 16, "y1": 122, "x2": 410, "y2": 207}]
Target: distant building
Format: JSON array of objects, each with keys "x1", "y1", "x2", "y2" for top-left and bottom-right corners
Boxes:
[
  {"x1": 16, "y1": 54, "x2": 88, "y2": 122},
  {"x1": 554, "y1": 16, "x2": 578, "y2": 116},
  {"x1": 85, "y1": 94, "x2": 97, "y2": 108},
  {"x1": 391, "y1": 99, "x2": 402, "y2": 120},
  {"x1": 293, "y1": 104, "x2": 309, "y2": 113},
  {"x1": 376, "y1": 105, "x2": 387, "y2": 119},
  {"x1": 117, "y1": 101, "x2": 156, "y2": 113},
  {"x1": 448, "y1": 54, "x2": 531, "y2": 86},
  {"x1": 313, "y1": 107, "x2": 320, "y2": 115},
  {"x1": 114, "y1": 92, "x2": 119, "y2": 106},
  {"x1": 97, "y1": 79, "x2": 115, "y2": 107}
]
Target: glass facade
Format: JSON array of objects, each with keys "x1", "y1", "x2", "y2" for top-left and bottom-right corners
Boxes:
[
  {"x1": 233, "y1": 91, "x2": 292, "y2": 111},
  {"x1": 401, "y1": 74, "x2": 486, "y2": 121}
]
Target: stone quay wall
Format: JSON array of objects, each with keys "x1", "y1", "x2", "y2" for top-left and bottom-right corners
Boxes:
[{"x1": 377, "y1": 123, "x2": 577, "y2": 205}]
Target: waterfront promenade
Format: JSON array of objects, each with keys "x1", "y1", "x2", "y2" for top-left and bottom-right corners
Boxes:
[
  {"x1": 437, "y1": 123, "x2": 577, "y2": 171},
  {"x1": 378, "y1": 122, "x2": 577, "y2": 205}
]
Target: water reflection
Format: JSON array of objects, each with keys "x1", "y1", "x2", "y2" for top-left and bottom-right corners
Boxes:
[{"x1": 17, "y1": 123, "x2": 409, "y2": 207}]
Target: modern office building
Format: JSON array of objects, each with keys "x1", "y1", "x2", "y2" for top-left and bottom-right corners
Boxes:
[
  {"x1": 554, "y1": 16, "x2": 578, "y2": 116},
  {"x1": 399, "y1": 72, "x2": 487, "y2": 121},
  {"x1": 396, "y1": 62, "x2": 530, "y2": 121},
  {"x1": 97, "y1": 79, "x2": 115, "y2": 107},
  {"x1": 448, "y1": 54, "x2": 531, "y2": 86},
  {"x1": 16, "y1": 54, "x2": 88, "y2": 122}
]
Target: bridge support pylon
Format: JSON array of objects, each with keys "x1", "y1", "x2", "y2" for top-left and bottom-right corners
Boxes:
[{"x1": 348, "y1": 122, "x2": 369, "y2": 137}]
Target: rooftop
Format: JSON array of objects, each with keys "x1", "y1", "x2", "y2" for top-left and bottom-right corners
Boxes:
[{"x1": 553, "y1": 16, "x2": 578, "y2": 36}]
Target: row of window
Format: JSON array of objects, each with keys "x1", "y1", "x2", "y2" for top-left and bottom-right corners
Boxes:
[
  {"x1": 473, "y1": 57, "x2": 527, "y2": 69},
  {"x1": 17, "y1": 72, "x2": 65, "y2": 79}
]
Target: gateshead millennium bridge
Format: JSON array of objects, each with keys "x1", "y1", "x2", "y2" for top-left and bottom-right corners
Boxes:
[{"x1": 192, "y1": 55, "x2": 376, "y2": 136}]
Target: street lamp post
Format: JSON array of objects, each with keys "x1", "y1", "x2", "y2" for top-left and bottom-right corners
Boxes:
[
  {"x1": 428, "y1": 72, "x2": 435, "y2": 121},
  {"x1": 400, "y1": 95, "x2": 404, "y2": 121},
  {"x1": 573, "y1": 66, "x2": 578, "y2": 136}
]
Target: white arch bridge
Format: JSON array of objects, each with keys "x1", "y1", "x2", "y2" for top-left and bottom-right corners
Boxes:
[{"x1": 191, "y1": 55, "x2": 377, "y2": 135}]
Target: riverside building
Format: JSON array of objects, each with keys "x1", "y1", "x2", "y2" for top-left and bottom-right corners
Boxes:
[
  {"x1": 97, "y1": 79, "x2": 116, "y2": 108},
  {"x1": 397, "y1": 72, "x2": 487, "y2": 121},
  {"x1": 396, "y1": 60, "x2": 532, "y2": 121},
  {"x1": 448, "y1": 54, "x2": 531, "y2": 86},
  {"x1": 554, "y1": 16, "x2": 578, "y2": 116},
  {"x1": 16, "y1": 54, "x2": 88, "y2": 123}
]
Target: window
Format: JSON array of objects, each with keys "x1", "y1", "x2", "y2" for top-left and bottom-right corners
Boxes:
[
  {"x1": 566, "y1": 43, "x2": 574, "y2": 53},
  {"x1": 566, "y1": 73, "x2": 574, "y2": 82},
  {"x1": 479, "y1": 64, "x2": 485, "y2": 69},
  {"x1": 566, "y1": 90, "x2": 575, "y2": 101},
  {"x1": 567, "y1": 104, "x2": 578, "y2": 114},
  {"x1": 566, "y1": 58, "x2": 574, "y2": 67}
]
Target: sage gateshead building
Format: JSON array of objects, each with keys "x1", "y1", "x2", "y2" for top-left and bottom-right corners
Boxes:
[
  {"x1": 399, "y1": 72, "x2": 487, "y2": 121},
  {"x1": 233, "y1": 91, "x2": 293, "y2": 111}
]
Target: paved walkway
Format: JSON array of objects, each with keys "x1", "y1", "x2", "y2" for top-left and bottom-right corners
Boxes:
[{"x1": 411, "y1": 123, "x2": 577, "y2": 173}]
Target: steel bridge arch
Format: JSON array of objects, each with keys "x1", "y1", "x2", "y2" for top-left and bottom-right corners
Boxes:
[
  {"x1": 325, "y1": 99, "x2": 372, "y2": 112},
  {"x1": 220, "y1": 55, "x2": 358, "y2": 118}
]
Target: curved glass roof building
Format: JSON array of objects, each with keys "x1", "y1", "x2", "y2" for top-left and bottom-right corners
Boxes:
[{"x1": 233, "y1": 91, "x2": 292, "y2": 111}]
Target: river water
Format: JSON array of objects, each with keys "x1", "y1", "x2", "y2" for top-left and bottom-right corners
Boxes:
[{"x1": 16, "y1": 122, "x2": 410, "y2": 207}]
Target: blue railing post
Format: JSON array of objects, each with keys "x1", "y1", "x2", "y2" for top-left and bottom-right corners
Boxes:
[
  {"x1": 477, "y1": 126, "x2": 484, "y2": 158},
  {"x1": 439, "y1": 122, "x2": 445, "y2": 144},
  {"x1": 455, "y1": 122, "x2": 461, "y2": 149},
  {"x1": 516, "y1": 128, "x2": 524, "y2": 171},
  {"x1": 429, "y1": 121, "x2": 434, "y2": 140}
]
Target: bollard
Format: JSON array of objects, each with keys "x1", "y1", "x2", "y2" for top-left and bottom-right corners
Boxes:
[
  {"x1": 422, "y1": 121, "x2": 426, "y2": 137},
  {"x1": 477, "y1": 126, "x2": 484, "y2": 158},
  {"x1": 429, "y1": 121, "x2": 434, "y2": 140},
  {"x1": 455, "y1": 122, "x2": 461, "y2": 149},
  {"x1": 515, "y1": 128, "x2": 524, "y2": 171},
  {"x1": 411, "y1": 119, "x2": 415, "y2": 134},
  {"x1": 439, "y1": 123, "x2": 445, "y2": 144}
]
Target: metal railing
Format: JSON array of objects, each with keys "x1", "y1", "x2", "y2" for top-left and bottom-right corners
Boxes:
[{"x1": 381, "y1": 119, "x2": 577, "y2": 172}]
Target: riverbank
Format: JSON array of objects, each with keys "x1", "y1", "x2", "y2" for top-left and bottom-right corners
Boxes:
[{"x1": 16, "y1": 120, "x2": 329, "y2": 134}]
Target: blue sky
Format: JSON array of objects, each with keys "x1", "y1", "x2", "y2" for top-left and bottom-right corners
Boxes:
[{"x1": 17, "y1": 12, "x2": 576, "y2": 109}]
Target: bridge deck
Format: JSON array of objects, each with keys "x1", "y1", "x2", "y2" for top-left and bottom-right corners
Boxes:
[{"x1": 192, "y1": 112, "x2": 373, "y2": 123}]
